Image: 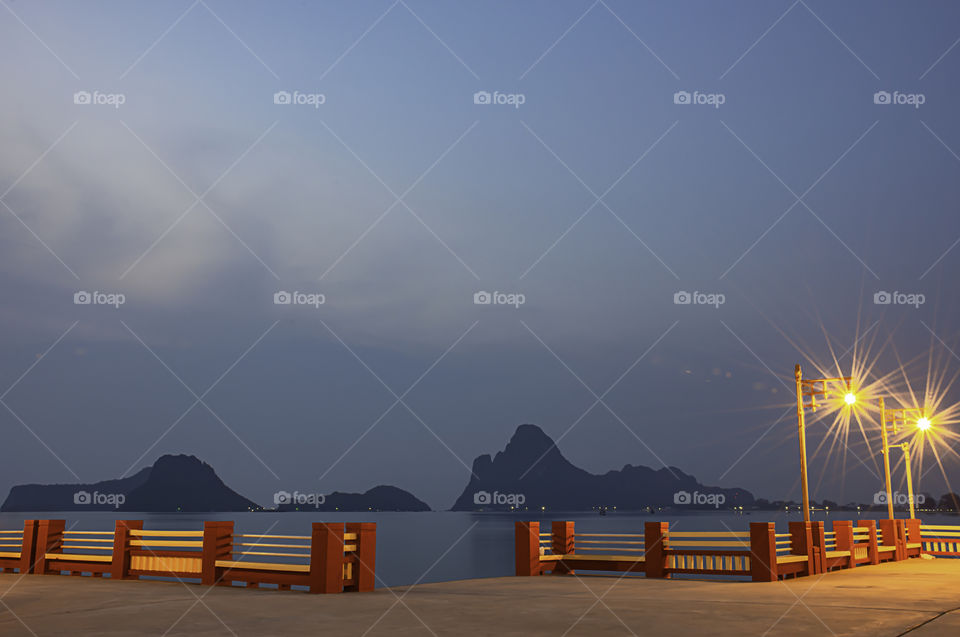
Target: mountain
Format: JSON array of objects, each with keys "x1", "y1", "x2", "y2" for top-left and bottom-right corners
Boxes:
[
  {"x1": 0, "y1": 467, "x2": 152, "y2": 512},
  {"x1": 1, "y1": 455, "x2": 258, "y2": 512},
  {"x1": 276, "y1": 485, "x2": 430, "y2": 512},
  {"x1": 450, "y1": 424, "x2": 754, "y2": 511},
  {"x1": 119, "y1": 455, "x2": 259, "y2": 512}
]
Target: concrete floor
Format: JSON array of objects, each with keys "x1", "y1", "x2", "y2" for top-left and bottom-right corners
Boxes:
[{"x1": 1, "y1": 559, "x2": 958, "y2": 636}]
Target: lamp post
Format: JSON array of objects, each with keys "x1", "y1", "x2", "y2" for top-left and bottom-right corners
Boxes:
[
  {"x1": 795, "y1": 364, "x2": 856, "y2": 523},
  {"x1": 899, "y1": 443, "x2": 917, "y2": 519},
  {"x1": 878, "y1": 402, "x2": 925, "y2": 519}
]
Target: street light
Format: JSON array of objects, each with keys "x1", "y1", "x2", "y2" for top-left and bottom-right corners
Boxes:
[
  {"x1": 795, "y1": 364, "x2": 857, "y2": 522},
  {"x1": 899, "y1": 442, "x2": 918, "y2": 519},
  {"x1": 878, "y1": 400, "x2": 927, "y2": 519}
]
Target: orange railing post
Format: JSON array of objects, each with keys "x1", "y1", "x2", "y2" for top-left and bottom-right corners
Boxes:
[
  {"x1": 788, "y1": 521, "x2": 815, "y2": 575},
  {"x1": 111, "y1": 520, "x2": 142, "y2": 580},
  {"x1": 878, "y1": 519, "x2": 900, "y2": 561},
  {"x1": 858, "y1": 519, "x2": 879, "y2": 565},
  {"x1": 813, "y1": 521, "x2": 831, "y2": 573},
  {"x1": 895, "y1": 519, "x2": 908, "y2": 560},
  {"x1": 749, "y1": 522, "x2": 777, "y2": 582},
  {"x1": 310, "y1": 522, "x2": 344, "y2": 594},
  {"x1": 644, "y1": 522, "x2": 669, "y2": 579},
  {"x1": 33, "y1": 519, "x2": 65, "y2": 575},
  {"x1": 906, "y1": 518, "x2": 922, "y2": 556},
  {"x1": 834, "y1": 521, "x2": 855, "y2": 569},
  {"x1": 551, "y1": 521, "x2": 575, "y2": 575},
  {"x1": 346, "y1": 522, "x2": 376, "y2": 592},
  {"x1": 201, "y1": 521, "x2": 233, "y2": 586},
  {"x1": 18, "y1": 520, "x2": 39, "y2": 574},
  {"x1": 514, "y1": 521, "x2": 540, "y2": 576},
  {"x1": 905, "y1": 519, "x2": 921, "y2": 542}
]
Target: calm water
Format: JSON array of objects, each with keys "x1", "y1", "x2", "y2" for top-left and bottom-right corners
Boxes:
[{"x1": 3, "y1": 510, "x2": 955, "y2": 587}]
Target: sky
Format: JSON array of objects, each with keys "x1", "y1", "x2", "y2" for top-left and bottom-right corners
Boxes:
[{"x1": 2, "y1": 0, "x2": 960, "y2": 511}]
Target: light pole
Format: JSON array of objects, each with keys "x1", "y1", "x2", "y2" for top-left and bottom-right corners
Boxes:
[
  {"x1": 795, "y1": 364, "x2": 856, "y2": 523},
  {"x1": 899, "y1": 443, "x2": 916, "y2": 519},
  {"x1": 879, "y1": 397, "x2": 895, "y2": 519},
  {"x1": 878, "y1": 402, "x2": 926, "y2": 519}
]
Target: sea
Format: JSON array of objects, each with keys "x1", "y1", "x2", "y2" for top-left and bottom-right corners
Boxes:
[{"x1": 2, "y1": 510, "x2": 955, "y2": 587}]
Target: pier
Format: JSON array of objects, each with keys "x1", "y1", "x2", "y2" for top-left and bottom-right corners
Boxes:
[
  {"x1": 1, "y1": 517, "x2": 960, "y2": 634},
  {"x1": 2, "y1": 557, "x2": 960, "y2": 635}
]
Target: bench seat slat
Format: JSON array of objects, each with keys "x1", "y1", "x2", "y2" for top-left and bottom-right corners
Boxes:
[
  {"x1": 215, "y1": 560, "x2": 310, "y2": 573},
  {"x1": 44, "y1": 553, "x2": 112, "y2": 563}
]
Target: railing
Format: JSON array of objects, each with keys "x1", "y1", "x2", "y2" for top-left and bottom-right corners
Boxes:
[
  {"x1": 517, "y1": 518, "x2": 927, "y2": 583},
  {"x1": 656, "y1": 526, "x2": 752, "y2": 577},
  {"x1": 10, "y1": 519, "x2": 375, "y2": 594},
  {"x1": 919, "y1": 523, "x2": 960, "y2": 557}
]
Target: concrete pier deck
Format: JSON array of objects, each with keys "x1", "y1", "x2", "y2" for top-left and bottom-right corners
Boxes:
[{"x1": 1, "y1": 559, "x2": 959, "y2": 636}]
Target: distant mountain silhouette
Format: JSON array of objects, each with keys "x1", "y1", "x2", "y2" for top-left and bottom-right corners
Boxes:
[
  {"x1": 276, "y1": 485, "x2": 430, "y2": 512},
  {"x1": 119, "y1": 455, "x2": 258, "y2": 512},
  {"x1": 1, "y1": 455, "x2": 258, "y2": 512},
  {"x1": 450, "y1": 424, "x2": 754, "y2": 511},
  {"x1": 1, "y1": 467, "x2": 152, "y2": 512}
]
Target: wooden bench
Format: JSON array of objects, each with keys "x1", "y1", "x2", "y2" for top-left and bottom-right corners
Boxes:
[
  {"x1": 751, "y1": 522, "x2": 815, "y2": 581},
  {"x1": 209, "y1": 521, "x2": 375, "y2": 593},
  {"x1": 904, "y1": 519, "x2": 923, "y2": 558},
  {"x1": 35, "y1": 521, "x2": 115, "y2": 577},
  {"x1": 0, "y1": 521, "x2": 37, "y2": 574},
  {"x1": 519, "y1": 523, "x2": 648, "y2": 576},
  {"x1": 520, "y1": 521, "x2": 807, "y2": 582},
  {"x1": 24, "y1": 518, "x2": 376, "y2": 594}
]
